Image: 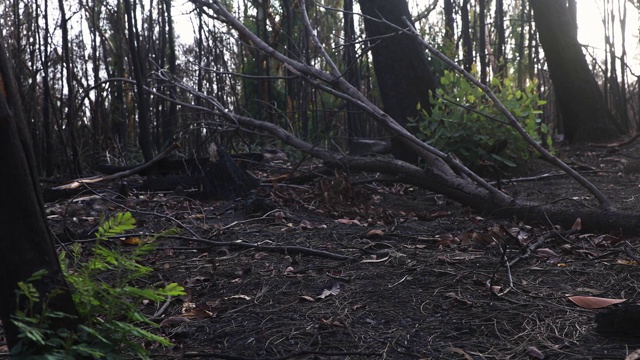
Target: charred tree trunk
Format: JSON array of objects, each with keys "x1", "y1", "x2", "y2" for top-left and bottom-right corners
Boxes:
[
  {"x1": 443, "y1": 0, "x2": 455, "y2": 49},
  {"x1": 358, "y1": 0, "x2": 437, "y2": 163},
  {"x1": 163, "y1": 0, "x2": 178, "y2": 147},
  {"x1": 516, "y1": 0, "x2": 527, "y2": 88},
  {"x1": 0, "y1": 39, "x2": 79, "y2": 351},
  {"x1": 123, "y1": 0, "x2": 154, "y2": 161},
  {"x1": 495, "y1": 0, "x2": 506, "y2": 78},
  {"x1": 460, "y1": 0, "x2": 473, "y2": 72},
  {"x1": 478, "y1": 0, "x2": 488, "y2": 84},
  {"x1": 41, "y1": 0, "x2": 55, "y2": 177},
  {"x1": 343, "y1": 0, "x2": 367, "y2": 155},
  {"x1": 58, "y1": 0, "x2": 82, "y2": 174},
  {"x1": 530, "y1": 0, "x2": 623, "y2": 143}
]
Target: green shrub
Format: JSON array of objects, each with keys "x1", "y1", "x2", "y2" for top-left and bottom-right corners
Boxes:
[
  {"x1": 411, "y1": 69, "x2": 550, "y2": 171},
  {"x1": 11, "y1": 212, "x2": 185, "y2": 359}
]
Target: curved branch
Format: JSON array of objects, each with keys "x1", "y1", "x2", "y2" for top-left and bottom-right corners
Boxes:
[
  {"x1": 397, "y1": 18, "x2": 613, "y2": 209},
  {"x1": 189, "y1": 0, "x2": 511, "y2": 205}
]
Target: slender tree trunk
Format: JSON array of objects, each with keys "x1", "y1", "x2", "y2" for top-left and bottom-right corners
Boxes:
[
  {"x1": 123, "y1": 0, "x2": 154, "y2": 161},
  {"x1": 163, "y1": 0, "x2": 177, "y2": 147},
  {"x1": 40, "y1": 0, "x2": 55, "y2": 176},
  {"x1": 358, "y1": 0, "x2": 437, "y2": 163},
  {"x1": 495, "y1": 0, "x2": 506, "y2": 78},
  {"x1": 530, "y1": 0, "x2": 622, "y2": 142},
  {"x1": 478, "y1": 0, "x2": 488, "y2": 84},
  {"x1": 443, "y1": 0, "x2": 455, "y2": 50},
  {"x1": 617, "y1": 0, "x2": 630, "y2": 132},
  {"x1": 88, "y1": 0, "x2": 104, "y2": 166},
  {"x1": 0, "y1": 39, "x2": 79, "y2": 351},
  {"x1": 516, "y1": 0, "x2": 526, "y2": 88},
  {"x1": 58, "y1": 0, "x2": 82, "y2": 174},
  {"x1": 460, "y1": 0, "x2": 473, "y2": 72},
  {"x1": 343, "y1": 0, "x2": 366, "y2": 154}
]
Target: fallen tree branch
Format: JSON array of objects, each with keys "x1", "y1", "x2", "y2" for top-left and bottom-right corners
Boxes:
[
  {"x1": 105, "y1": 233, "x2": 356, "y2": 261},
  {"x1": 52, "y1": 143, "x2": 180, "y2": 190}
]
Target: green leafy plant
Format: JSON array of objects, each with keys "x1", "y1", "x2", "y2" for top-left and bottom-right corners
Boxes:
[
  {"x1": 412, "y1": 69, "x2": 550, "y2": 172},
  {"x1": 12, "y1": 212, "x2": 185, "y2": 359},
  {"x1": 11, "y1": 270, "x2": 114, "y2": 359}
]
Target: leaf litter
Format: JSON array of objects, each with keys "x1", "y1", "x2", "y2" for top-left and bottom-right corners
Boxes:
[{"x1": 35, "y1": 144, "x2": 640, "y2": 359}]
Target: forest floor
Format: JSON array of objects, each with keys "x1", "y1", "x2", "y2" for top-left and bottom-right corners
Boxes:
[{"x1": 7, "y1": 141, "x2": 640, "y2": 359}]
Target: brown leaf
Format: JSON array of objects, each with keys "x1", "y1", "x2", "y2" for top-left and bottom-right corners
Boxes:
[
  {"x1": 159, "y1": 316, "x2": 191, "y2": 327},
  {"x1": 337, "y1": 218, "x2": 363, "y2": 226},
  {"x1": 319, "y1": 318, "x2": 345, "y2": 327},
  {"x1": 298, "y1": 219, "x2": 327, "y2": 230},
  {"x1": 182, "y1": 307, "x2": 217, "y2": 319},
  {"x1": 571, "y1": 217, "x2": 582, "y2": 231},
  {"x1": 416, "y1": 210, "x2": 451, "y2": 221},
  {"x1": 535, "y1": 248, "x2": 558, "y2": 257},
  {"x1": 366, "y1": 229, "x2": 385, "y2": 237},
  {"x1": 568, "y1": 295, "x2": 626, "y2": 309}
]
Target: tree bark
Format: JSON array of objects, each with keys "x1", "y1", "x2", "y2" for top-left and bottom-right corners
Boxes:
[
  {"x1": 58, "y1": 0, "x2": 82, "y2": 174},
  {"x1": 123, "y1": 0, "x2": 154, "y2": 161},
  {"x1": 478, "y1": 0, "x2": 488, "y2": 84},
  {"x1": 460, "y1": 0, "x2": 473, "y2": 72},
  {"x1": 443, "y1": 0, "x2": 455, "y2": 46},
  {"x1": 0, "y1": 39, "x2": 79, "y2": 351},
  {"x1": 495, "y1": 0, "x2": 506, "y2": 78},
  {"x1": 358, "y1": 0, "x2": 437, "y2": 163},
  {"x1": 163, "y1": 0, "x2": 178, "y2": 147},
  {"x1": 530, "y1": 0, "x2": 623, "y2": 143}
]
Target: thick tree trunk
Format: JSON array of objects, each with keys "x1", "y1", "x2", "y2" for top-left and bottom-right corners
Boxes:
[
  {"x1": 358, "y1": 0, "x2": 437, "y2": 163},
  {"x1": 530, "y1": 0, "x2": 622, "y2": 143},
  {"x1": 0, "y1": 40, "x2": 79, "y2": 350}
]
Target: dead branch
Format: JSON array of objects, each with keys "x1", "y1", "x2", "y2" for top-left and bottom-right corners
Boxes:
[
  {"x1": 158, "y1": 235, "x2": 355, "y2": 261},
  {"x1": 52, "y1": 143, "x2": 180, "y2": 190},
  {"x1": 190, "y1": 0, "x2": 508, "y2": 202}
]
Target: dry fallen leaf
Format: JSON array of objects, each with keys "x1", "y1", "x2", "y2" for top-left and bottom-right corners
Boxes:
[
  {"x1": 366, "y1": 229, "x2": 385, "y2": 237},
  {"x1": 568, "y1": 295, "x2": 626, "y2": 309},
  {"x1": 535, "y1": 248, "x2": 558, "y2": 257},
  {"x1": 337, "y1": 218, "x2": 363, "y2": 226},
  {"x1": 571, "y1": 217, "x2": 582, "y2": 231},
  {"x1": 298, "y1": 219, "x2": 327, "y2": 230}
]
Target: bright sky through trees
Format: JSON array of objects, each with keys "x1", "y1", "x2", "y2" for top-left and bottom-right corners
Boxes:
[
  {"x1": 171, "y1": 1, "x2": 639, "y2": 73},
  {"x1": 577, "y1": 1, "x2": 640, "y2": 73}
]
